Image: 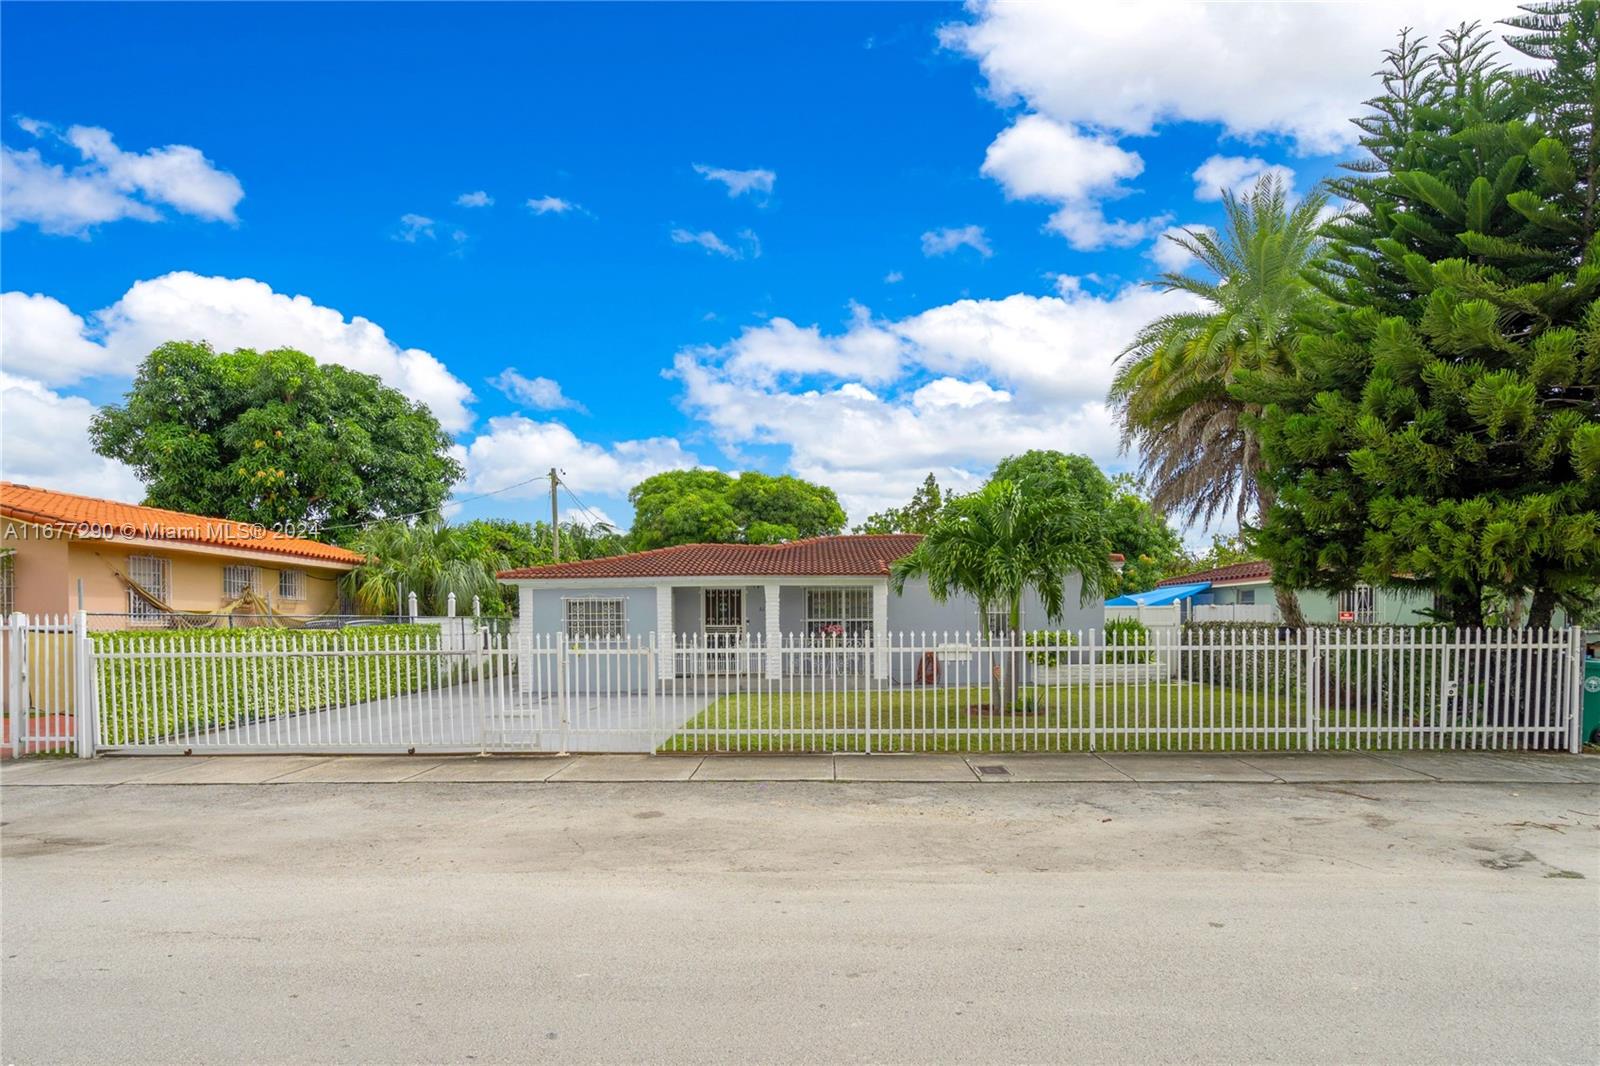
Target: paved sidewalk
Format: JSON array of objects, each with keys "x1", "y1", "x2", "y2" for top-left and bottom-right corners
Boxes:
[{"x1": 2, "y1": 750, "x2": 1595, "y2": 785}]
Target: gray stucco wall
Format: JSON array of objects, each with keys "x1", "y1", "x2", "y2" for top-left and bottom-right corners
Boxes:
[
  {"x1": 517, "y1": 576, "x2": 1104, "y2": 640},
  {"x1": 887, "y1": 573, "x2": 1097, "y2": 635},
  {"x1": 526, "y1": 585, "x2": 659, "y2": 639}
]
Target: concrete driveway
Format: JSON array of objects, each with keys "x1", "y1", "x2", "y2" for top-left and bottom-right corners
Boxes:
[
  {"x1": 3, "y1": 773, "x2": 1596, "y2": 1064},
  {"x1": 115, "y1": 682, "x2": 718, "y2": 754}
]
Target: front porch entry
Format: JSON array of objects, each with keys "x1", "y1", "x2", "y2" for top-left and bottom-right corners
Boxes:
[
  {"x1": 656, "y1": 580, "x2": 891, "y2": 682},
  {"x1": 702, "y1": 588, "x2": 745, "y2": 673}
]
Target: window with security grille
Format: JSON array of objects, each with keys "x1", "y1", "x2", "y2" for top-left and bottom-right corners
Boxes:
[
  {"x1": 1237, "y1": 588, "x2": 1256, "y2": 606},
  {"x1": 0, "y1": 550, "x2": 13, "y2": 617},
  {"x1": 806, "y1": 587, "x2": 872, "y2": 638},
  {"x1": 564, "y1": 597, "x2": 625, "y2": 639},
  {"x1": 984, "y1": 604, "x2": 1021, "y2": 638},
  {"x1": 1338, "y1": 584, "x2": 1376, "y2": 625},
  {"x1": 278, "y1": 569, "x2": 306, "y2": 601},
  {"x1": 128, "y1": 555, "x2": 171, "y2": 625},
  {"x1": 223, "y1": 565, "x2": 260, "y2": 601}
]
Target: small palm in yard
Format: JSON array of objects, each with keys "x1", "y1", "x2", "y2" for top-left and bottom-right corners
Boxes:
[{"x1": 890, "y1": 479, "x2": 1112, "y2": 712}]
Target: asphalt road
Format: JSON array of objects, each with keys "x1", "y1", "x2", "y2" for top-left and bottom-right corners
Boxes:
[{"x1": 3, "y1": 780, "x2": 1597, "y2": 1064}]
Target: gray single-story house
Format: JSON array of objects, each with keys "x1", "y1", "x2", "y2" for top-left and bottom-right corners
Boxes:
[{"x1": 497, "y1": 534, "x2": 1112, "y2": 681}]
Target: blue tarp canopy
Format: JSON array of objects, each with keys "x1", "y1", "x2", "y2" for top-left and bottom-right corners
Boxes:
[{"x1": 1104, "y1": 582, "x2": 1211, "y2": 607}]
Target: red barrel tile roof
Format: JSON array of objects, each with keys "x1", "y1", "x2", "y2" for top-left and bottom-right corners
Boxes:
[
  {"x1": 1156, "y1": 560, "x2": 1273, "y2": 587},
  {"x1": 499, "y1": 534, "x2": 925, "y2": 580},
  {"x1": 1, "y1": 482, "x2": 363, "y2": 566}
]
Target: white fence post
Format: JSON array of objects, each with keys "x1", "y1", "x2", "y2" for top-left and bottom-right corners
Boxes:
[
  {"x1": 6, "y1": 612, "x2": 24, "y2": 759},
  {"x1": 408, "y1": 591, "x2": 419, "y2": 620},
  {"x1": 1304, "y1": 627, "x2": 1318, "y2": 752},
  {"x1": 557, "y1": 635, "x2": 570, "y2": 755},
  {"x1": 648, "y1": 633, "x2": 660, "y2": 749},
  {"x1": 73, "y1": 610, "x2": 95, "y2": 759},
  {"x1": 1569, "y1": 626, "x2": 1584, "y2": 754}
]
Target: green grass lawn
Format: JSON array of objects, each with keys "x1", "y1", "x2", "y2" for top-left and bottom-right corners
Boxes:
[{"x1": 659, "y1": 682, "x2": 1323, "y2": 753}]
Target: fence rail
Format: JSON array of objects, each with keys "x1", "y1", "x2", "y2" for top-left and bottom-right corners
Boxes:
[{"x1": 8, "y1": 618, "x2": 1578, "y2": 757}]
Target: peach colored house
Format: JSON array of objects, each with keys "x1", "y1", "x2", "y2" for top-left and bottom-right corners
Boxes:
[{"x1": 1, "y1": 482, "x2": 362, "y2": 627}]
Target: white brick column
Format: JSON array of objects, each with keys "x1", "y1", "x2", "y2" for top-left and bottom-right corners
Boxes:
[
  {"x1": 656, "y1": 586, "x2": 675, "y2": 679},
  {"x1": 764, "y1": 583, "x2": 782, "y2": 680},
  {"x1": 872, "y1": 581, "x2": 889, "y2": 680}
]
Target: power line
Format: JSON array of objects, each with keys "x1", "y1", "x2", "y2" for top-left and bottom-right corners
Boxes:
[
  {"x1": 558, "y1": 480, "x2": 613, "y2": 530},
  {"x1": 312, "y1": 470, "x2": 553, "y2": 535}
]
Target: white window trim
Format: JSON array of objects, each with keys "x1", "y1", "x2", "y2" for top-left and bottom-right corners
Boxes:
[{"x1": 563, "y1": 596, "x2": 626, "y2": 640}]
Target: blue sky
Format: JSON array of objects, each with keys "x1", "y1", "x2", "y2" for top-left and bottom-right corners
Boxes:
[{"x1": 0, "y1": 1, "x2": 1510, "y2": 539}]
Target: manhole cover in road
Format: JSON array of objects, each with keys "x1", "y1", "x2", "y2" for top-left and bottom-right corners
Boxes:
[{"x1": 974, "y1": 765, "x2": 1011, "y2": 776}]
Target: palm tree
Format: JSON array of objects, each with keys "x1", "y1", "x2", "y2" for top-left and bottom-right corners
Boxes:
[
  {"x1": 1109, "y1": 173, "x2": 1328, "y2": 627},
  {"x1": 342, "y1": 520, "x2": 505, "y2": 617},
  {"x1": 890, "y1": 479, "x2": 1111, "y2": 711}
]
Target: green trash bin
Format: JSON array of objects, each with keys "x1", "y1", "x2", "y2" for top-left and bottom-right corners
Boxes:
[{"x1": 1583, "y1": 655, "x2": 1600, "y2": 747}]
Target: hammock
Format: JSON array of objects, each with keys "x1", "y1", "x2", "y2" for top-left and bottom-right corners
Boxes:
[{"x1": 103, "y1": 556, "x2": 337, "y2": 629}]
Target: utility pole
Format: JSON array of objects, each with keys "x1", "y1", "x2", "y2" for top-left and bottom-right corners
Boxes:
[{"x1": 549, "y1": 467, "x2": 560, "y2": 563}]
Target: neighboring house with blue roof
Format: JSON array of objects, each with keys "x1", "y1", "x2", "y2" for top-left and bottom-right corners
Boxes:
[{"x1": 1113, "y1": 560, "x2": 1434, "y2": 625}]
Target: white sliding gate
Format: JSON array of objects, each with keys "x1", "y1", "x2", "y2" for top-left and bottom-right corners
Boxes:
[{"x1": 10, "y1": 617, "x2": 1589, "y2": 757}]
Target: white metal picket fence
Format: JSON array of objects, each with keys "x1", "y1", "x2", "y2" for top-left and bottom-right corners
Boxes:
[
  {"x1": 16, "y1": 618, "x2": 1581, "y2": 757},
  {"x1": 4, "y1": 613, "x2": 91, "y2": 757}
]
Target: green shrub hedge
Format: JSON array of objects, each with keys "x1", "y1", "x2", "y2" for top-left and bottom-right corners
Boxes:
[
  {"x1": 92, "y1": 624, "x2": 444, "y2": 741},
  {"x1": 1101, "y1": 617, "x2": 1154, "y2": 663},
  {"x1": 1176, "y1": 622, "x2": 1563, "y2": 729},
  {"x1": 1023, "y1": 630, "x2": 1078, "y2": 666}
]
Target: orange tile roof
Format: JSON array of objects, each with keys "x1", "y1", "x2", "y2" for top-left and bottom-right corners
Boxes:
[
  {"x1": 499, "y1": 534, "x2": 925, "y2": 580},
  {"x1": 1156, "y1": 560, "x2": 1273, "y2": 587},
  {"x1": 1, "y1": 482, "x2": 363, "y2": 566}
]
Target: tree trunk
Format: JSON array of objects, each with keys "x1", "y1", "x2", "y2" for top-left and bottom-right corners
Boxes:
[
  {"x1": 980, "y1": 605, "x2": 1002, "y2": 712},
  {"x1": 1528, "y1": 586, "x2": 1558, "y2": 630},
  {"x1": 1273, "y1": 582, "x2": 1307, "y2": 629},
  {"x1": 1000, "y1": 598, "x2": 1022, "y2": 712},
  {"x1": 1252, "y1": 480, "x2": 1306, "y2": 629},
  {"x1": 1448, "y1": 589, "x2": 1485, "y2": 629}
]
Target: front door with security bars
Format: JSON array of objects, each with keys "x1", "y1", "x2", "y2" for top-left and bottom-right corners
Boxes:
[{"x1": 702, "y1": 588, "x2": 747, "y2": 673}]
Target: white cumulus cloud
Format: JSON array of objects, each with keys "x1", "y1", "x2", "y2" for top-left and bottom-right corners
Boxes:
[
  {"x1": 0, "y1": 372, "x2": 144, "y2": 500},
  {"x1": 920, "y1": 225, "x2": 992, "y2": 258},
  {"x1": 490, "y1": 369, "x2": 587, "y2": 413},
  {"x1": 670, "y1": 227, "x2": 757, "y2": 260},
  {"x1": 1, "y1": 118, "x2": 243, "y2": 236},
  {"x1": 693, "y1": 163, "x2": 776, "y2": 198},
  {"x1": 394, "y1": 213, "x2": 436, "y2": 242},
  {"x1": 673, "y1": 282, "x2": 1201, "y2": 519},
  {"x1": 0, "y1": 291, "x2": 123, "y2": 385},
  {"x1": 1192, "y1": 155, "x2": 1296, "y2": 202},
  {"x1": 1148, "y1": 224, "x2": 1215, "y2": 272},
  {"x1": 456, "y1": 190, "x2": 494, "y2": 207},
  {"x1": 941, "y1": 1, "x2": 1510, "y2": 155},
  {"x1": 979, "y1": 113, "x2": 1162, "y2": 250},
  {"x1": 527, "y1": 195, "x2": 578, "y2": 215},
  {"x1": 1, "y1": 273, "x2": 476, "y2": 432},
  {"x1": 459, "y1": 416, "x2": 699, "y2": 500}
]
